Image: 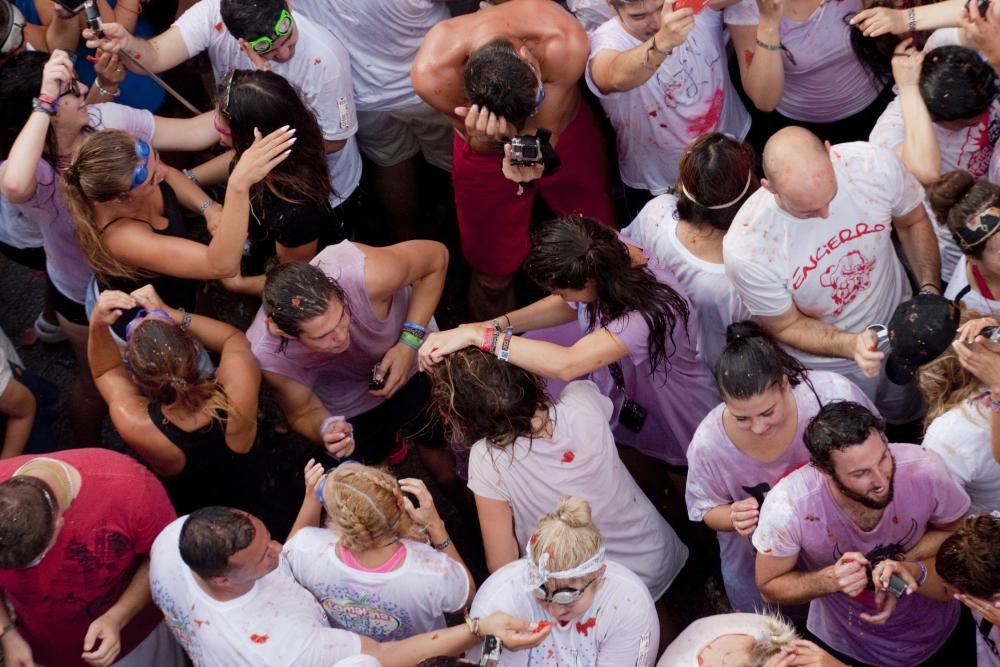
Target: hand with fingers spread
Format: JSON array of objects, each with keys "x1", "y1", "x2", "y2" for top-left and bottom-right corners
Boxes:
[
  {"x1": 891, "y1": 38, "x2": 924, "y2": 89},
  {"x1": 870, "y1": 559, "x2": 919, "y2": 597},
  {"x1": 91, "y1": 290, "x2": 138, "y2": 328},
  {"x1": 850, "y1": 7, "x2": 908, "y2": 37},
  {"x1": 960, "y1": 0, "x2": 1000, "y2": 63},
  {"x1": 418, "y1": 327, "x2": 481, "y2": 371},
  {"x1": 455, "y1": 104, "x2": 514, "y2": 143},
  {"x1": 854, "y1": 329, "x2": 884, "y2": 378},
  {"x1": 228, "y1": 126, "x2": 297, "y2": 192},
  {"x1": 763, "y1": 639, "x2": 848, "y2": 666},
  {"x1": 831, "y1": 552, "x2": 870, "y2": 597},
  {"x1": 952, "y1": 336, "x2": 1000, "y2": 389},
  {"x1": 321, "y1": 417, "x2": 355, "y2": 459},
  {"x1": 398, "y1": 478, "x2": 444, "y2": 530},
  {"x1": 302, "y1": 458, "x2": 325, "y2": 506},
  {"x1": 730, "y1": 496, "x2": 760, "y2": 537}
]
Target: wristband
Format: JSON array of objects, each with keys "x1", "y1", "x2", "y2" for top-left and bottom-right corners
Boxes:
[
  {"x1": 430, "y1": 536, "x2": 452, "y2": 551},
  {"x1": 911, "y1": 560, "x2": 928, "y2": 587},
  {"x1": 183, "y1": 168, "x2": 201, "y2": 185},
  {"x1": 177, "y1": 308, "x2": 192, "y2": 331},
  {"x1": 198, "y1": 199, "x2": 219, "y2": 214},
  {"x1": 37, "y1": 93, "x2": 57, "y2": 105},
  {"x1": 31, "y1": 98, "x2": 56, "y2": 117},
  {"x1": 497, "y1": 328, "x2": 514, "y2": 362},
  {"x1": 403, "y1": 321, "x2": 427, "y2": 335},
  {"x1": 319, "y1": 415, "x2": 346, "y2": 440},
  {"x1": 94, "y1": 80, "x2": 121, "y2": 98},
  {"x1": 907, "y1": 6, "x2": 917, "y2": 31},
  {"x1": 918, "y1": 282, "x2": 941, "y2": 295},
  {"x1": 755, "y1": 38, "x2": 784, "y2": 51},
  {"x1": 482, "y1": 328, "x2": 493, "y2": 352},
  {"x1": 399, "y1": 331, "x2": 423, "y2": 350},
  {"x1": 488, "y1": 328, "x2": 501, "y2": 355},
  {"x1": 464, "y1": 613, "x2": 482, "y2": 638},
  {"x1": 648, "y1": 33, "x2": 672, "y2": 57}
]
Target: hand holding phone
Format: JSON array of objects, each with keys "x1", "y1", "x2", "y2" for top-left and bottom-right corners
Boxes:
[{"x1": 673, "y1": 0, "x2": 711, "y2": 13}]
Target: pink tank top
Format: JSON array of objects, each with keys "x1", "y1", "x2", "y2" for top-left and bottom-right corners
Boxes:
[{"x1": 336, "y1": 543, "x2": 407, "y2": 573}]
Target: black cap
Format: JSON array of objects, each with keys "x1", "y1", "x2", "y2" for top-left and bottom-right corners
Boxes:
[{"x1": 885, "y1": 293, "x2": 960, "y2": 385}]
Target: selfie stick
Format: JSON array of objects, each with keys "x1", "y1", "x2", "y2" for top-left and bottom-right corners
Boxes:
[{"x1": 83, "y1": 1, "x2": 202, "y2": 115}]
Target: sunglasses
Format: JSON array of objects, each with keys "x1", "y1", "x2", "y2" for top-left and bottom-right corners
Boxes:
[
  {"x1": 124, "y1": 308, "x2": 172, "y2": 342},
  {"x1": 247, "y1": 9, "x2": 293, "y2": 55},
  {"x1": 130, "y1": 139, "x2": 152, "y2": 189},
  {"x1": 58, "y1": 77, "x2": 82, "y2": 101},
  {"x1": 532, "y1": 576, "x2": 598, "y2": 605}
]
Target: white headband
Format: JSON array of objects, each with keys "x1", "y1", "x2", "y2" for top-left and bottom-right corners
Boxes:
[
  {"x1": 680, "y1": 169, "x2": 753, "y2": 210},
  {"x1": 524, "y1": 546, "x2": 606, "y2": 590}
]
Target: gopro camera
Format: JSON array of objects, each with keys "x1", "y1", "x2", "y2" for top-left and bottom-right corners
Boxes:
[
  {"x1": 619, "y1": 399, "x2": 647, "y2": 433},
  {"x1": 479, "y1": 635, "x2": 502, "y2": 667},
  {"x1": 368, "y1": 364, "x2": 386, "y2": 391},
  {"x1": 509, "y1": 136, "x2": 543, "y2": 166}
]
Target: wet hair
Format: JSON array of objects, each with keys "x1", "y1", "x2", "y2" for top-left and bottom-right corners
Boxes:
[
  {"x1": 62, "y1": 129, "x2": 149, "y2": 279},
  {"x1": 528, "y1": 496, "x2": 603, "y2": 578},
  {"x1": 921, "y1": 45, "x2": 998, "y2": 122},
  {"x1": 179, "y1": 506, "x2": 256, "y2": 578},
  {"x1": 0, "y1": 51, "x2": 58, "y2": 164},
  {"x1": 675, "y1": 133, "x2": 759, "y2": 232},
  {"x1": 322, "y1": 464, "x2": 422, "y2": 552},
  {"x1": 126, "y1": 318, "x2": 231, "y2": 421},
  {"x1": 464, "y1": 38, "x2": 538, "y2": 127},
  {"x1": 803, "y1": 401, "x2": 886, "y2": 475},
  {"x1": 524, "y1": 216, "x2": 690, "y2": 379},
  {"x1": 261, "y1": 261, "x2": 348, "y2": 347},
  {"x1": 747, "y1": 615, "x2": 800, "y2": 666},
  {"x1": 919, "y1": 307, "x2": 988, "y2": 425},
  {"x1": 221, "y1": 69, "x2": 334, "y2": 204},
  {"x1": 220, "y1": 0, "x2": 289, "y2": 41},
  {"x1": 0, "y1": 476, "x2": 57, "y2": 568},
  {"x1": 846, "y1": 0, "x2": 907, "y2": 88},
  {"x1": 715, "y1": 321, "x2": 810, "y2": 400},
  {"x1": 936, "y1": 514, "x2": 1000, "y2": 599},
  {"x1": 426, "y1": 347, "x2": 551, "y2": 447},
  {"x1": 926, "y1": 170, "x2": 1000, "y2": 260}
]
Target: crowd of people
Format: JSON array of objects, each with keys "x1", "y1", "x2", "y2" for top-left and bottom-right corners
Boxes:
[{"x1": 1, "y1": 0, "x2": 1000, "y2": 664}]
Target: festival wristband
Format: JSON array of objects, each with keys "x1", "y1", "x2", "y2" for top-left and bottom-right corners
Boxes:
[{"x1": 399, "y1": 331, "x2": 423, "y2": 350}]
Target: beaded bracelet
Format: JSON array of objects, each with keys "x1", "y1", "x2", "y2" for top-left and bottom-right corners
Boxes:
[
  {"x1": 177, "y1": 308, "x2": 193, "y2": 331},
  {"x1": 94, "y1": 80, "x2": 121, "y2": 98}
]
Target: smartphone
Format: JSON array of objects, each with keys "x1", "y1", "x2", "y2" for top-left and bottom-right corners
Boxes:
[{"x1": 674, "y1": 0, "x2": 712, "y2": 13}]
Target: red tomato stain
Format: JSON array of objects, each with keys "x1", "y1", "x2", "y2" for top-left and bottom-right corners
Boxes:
[
  {"x1": 892, "y1": 515, "x2": 900, "y2": 524},
  {"x1": 529, "y1": 534, "x2": 538, "y2": 545},
  {"x1": 561, "y1": 450, "x2": 575, "y2": 463},
  {"x1": 743, "y1": 49, "x2": 754, "y2": 67},
  {"x1": 314, "y1": 58, "x2": 322, "y2": 65},
  {"x1": 659, "y1": 123, "x2": 668, "y2": 128},
  {"x1": 575, "y1": 617, "x2": 597, "y2": 636},
  {"x1": 250, "y1": 634, "x2": 269, "y2": 644},
  {"x1": 431, "y1": 634, "x2": 439, "y2": 640},
  {"x1": 762, "y1": 548, "x2": 773, "y2": 554},
  {"x1": 546, "y1": 648, "x2": 555, "y2": 659},
  {"x1": 698, "y1": 656, "x2": 705, "y2": 665},
  {"x1": 214, "y1": 21, "x2": 224, "y2": 32},
  {"x1": 648, "y1": 110, "x2": 658, "y2": 117},
  {"x1": 534, "y1": 620, "x2": 552, "y2": 633},
  {"x1": 194, "y1": 618, "x2": 209, "y2": 627},
  {"x1": 804, "y1": 514, "x2": 819, "y2": 522},
  {"x1": 687, "y1": 88, "x2": 724, "y2": 135}
]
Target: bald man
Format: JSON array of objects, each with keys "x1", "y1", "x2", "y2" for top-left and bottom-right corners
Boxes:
[
  {"x1": 412, "y1": 0, "x2": 617, "y2": 321},
  {"x1": 723, "y1": 128, "x2": 941, "y2": 423}
]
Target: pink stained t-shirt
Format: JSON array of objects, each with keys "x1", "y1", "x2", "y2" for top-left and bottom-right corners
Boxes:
[
  {"x1": 467, "y1": 380, "x2": 688, "y2": 600},
  {"x1": 724, "y1": 0, "x2": 882, "y2": 122},
  {"x1": 246, "y1": 241, "x2": 418, "y2": 418},
  {"x1": 752, "y1": 443, "x2": 971, "y2": 667},
  {"x1": 685, "y1": 370, "x2": 875, "y2": 613}
]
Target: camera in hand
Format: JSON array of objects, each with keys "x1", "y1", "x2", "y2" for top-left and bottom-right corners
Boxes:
[
  {"x1": 369, "y1": 364, "x2": 386, "y2": 391},
  {"x1": 509, "y1": 136, "x2": 543, "y2": 166},
  {"x1": 479, "y1": 635, "x2": 502, "y2": 667}
]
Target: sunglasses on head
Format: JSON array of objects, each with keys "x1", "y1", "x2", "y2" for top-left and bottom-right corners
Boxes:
[
  {"x1": 130, "y1": 139, "x2": 151, "y2": 189},
  {"x1": 531, "y1": 576, "x2": 598, "y2": 605},
  {"x1": 248, "y1": 8, "x2": 293, "y2": 55},
  {"x1": 124, "y1": 308, "x2": 172, "y2": 342}
]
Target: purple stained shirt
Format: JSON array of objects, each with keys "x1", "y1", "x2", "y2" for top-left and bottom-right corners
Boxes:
[
  {"x1": 584, "y1": 238, "x2": 719, "y2": 465},
  {"x1": 752, "y1": 443, "x2": 971, "y2": 667},
  {"x1": 685, "y1": 370, "x2": 875, "y2": 613}
]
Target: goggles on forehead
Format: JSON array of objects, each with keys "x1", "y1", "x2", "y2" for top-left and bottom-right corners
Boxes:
[
  {"x1": 247, "y1": 9, "x2": 293, "y2": 55},
  {"x1": 130, "y1": 139, "x2": 151, "y2": 189},
  {"x1": 1, "y1": 3, "x2": 25, "y2": 56},
  {"x1": 124, "y1": 308, "x2": 172, "y2": 342}
]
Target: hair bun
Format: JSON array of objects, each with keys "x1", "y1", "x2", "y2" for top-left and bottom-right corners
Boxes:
[
  {"x1": 927, "y1": 170, "x2": 976, "y2": 223},
  {"x1": 725, "y1": 320, "x2": 765, "y2": 344},
  {"x1": 555, "y1": 496, "x2": 592, "y2": 528}
]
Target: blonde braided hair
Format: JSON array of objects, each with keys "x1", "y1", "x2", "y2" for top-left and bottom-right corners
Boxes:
[{"x1": 324, "y1": 465, "x2": 424, "y2": 552}]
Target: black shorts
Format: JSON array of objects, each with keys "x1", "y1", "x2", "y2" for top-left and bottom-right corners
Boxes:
[
  {"x1": 47, "y1": 276, "x2": 88, "y2": 326},
  {"x1": 0, "y1": 242, "x2": 45, "y2": 272},
  {"x1": 349, "y1": 372, "x2": 444, "y2": 464}
]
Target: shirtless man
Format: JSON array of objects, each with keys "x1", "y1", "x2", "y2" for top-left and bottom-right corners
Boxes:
[{"x1": 412, "y1": 0, "x2": 618, "y2": 320}]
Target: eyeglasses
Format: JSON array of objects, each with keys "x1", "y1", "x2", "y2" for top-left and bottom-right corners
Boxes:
[
  {"x1": 124, "y1": 308, "x2": 172, "y2": 342},
  {"x1": 247, "y1": 9, "x2": 294, "y2": 55},
  {"x1": 130, "y1": 139, "x2": 152, "y2": 189},
  {"x1": 532, "y1": 576, "x2": 598, "y2": 605},
  {"x1": 58, "y1": 77, "x2": 82, "y2": 101}
]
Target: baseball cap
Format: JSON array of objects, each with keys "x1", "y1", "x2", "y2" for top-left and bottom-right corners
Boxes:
[{"x1": 885, "y1": 293, "x2": 960, "y2": 385}]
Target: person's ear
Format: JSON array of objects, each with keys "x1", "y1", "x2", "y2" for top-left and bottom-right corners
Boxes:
[
  {"x1": 265, "y1": 317, "x2": 294, "y2": 339},
  {"x1": 823, "y1": 140, "x2": 832, "y2": 153},
  {"x1": 760, "y1": 177, "x2": 775, "y2": 194}
]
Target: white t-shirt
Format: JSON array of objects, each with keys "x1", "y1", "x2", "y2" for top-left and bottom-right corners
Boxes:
[
  {"x1": 150, "y1": 517, "x2": 363, "y2": 667},
  {"x1": 724, "y1": 0, "x2": 882, "y2": 122},
  {"x1": 0, "y1": 195, "x2": 43, "y2": 250},
  {"x1": 567, "y1": 0, "x2": 614, "y2": 33},
  {"x1": 173, "y1": 0, "x2": 362, "y2": 204},
  {"x1": 944, "y1": 256, "x2": 1000, "y2": 317},
  {"x1": 685, "y1": 370, "x2": 875, "y2": 613},
  {"x1": 623, "y1": 194, "x2": 750, "y2": 368},
  {"x1": 294, "y1": 0, "x2": 448, "y2": 111},
  {"x1": 467, "y1": 560, "x2": 658, "y2": 667},
  {"x1": 585, "y1": 15, "x2": 749, "y2": 194},
  {"x1": 283, "y1": 529, "x2": 469, "y2": 641},
  {"x1": 923, "y1": 399, "x2": 1000, "y2": 515},
  {"x1": 657, "y1": 613, "x2": 774, "y2": 667},
  {"x1": 724, "y1": 142, "x2": 922, "y2": 374},
  {"x1": 0, "y1": 327, "x2": 22, "y2": 397},
  {"x1": 467, "y1": 380, "x2": 687, "y2": 600}
]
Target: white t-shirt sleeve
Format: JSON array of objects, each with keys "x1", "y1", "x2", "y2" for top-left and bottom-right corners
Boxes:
[
  {"x1": 751, "y1": 482, "x2": 803, "y2": 558},
  {"x1": 466, "y1": 442, "x2": 510, "y2": 502},
  {"x1": 868, "y1": 97, "x2": 903, "y2": 151},
  {"x1": 91, "y1": 103, "x2": 156, "y2": 142},
  {"x1": 436, "y1": 553, "x2": 473, "y2": 614},
  {"x1": 918, "y1": 447, "x2": 973, "y2": 524},
  {"x1": 560, "y1": 380, "x2": 614, "y2": 422},
  {"x1": 724, "y1": 243, "x2": 794, "y2": 317},
  {"x1": 292, "y1": 627, "x2": 362, "y2": 666},
  {"x1": 723, "y1": 0, "x2": 759, "y2": 26},
  {"x1": 873, "y1": 144, "x2": 926, "y2": 217},
  {"x1": 171, "y1": 0, "x2": 218, "y2": 59},
  {"x1": 594, "y1": 588, "x2": 659, "y2": 667},
  {"x1": 305, "y1": 40, "x2": 358, "y2": 142}
]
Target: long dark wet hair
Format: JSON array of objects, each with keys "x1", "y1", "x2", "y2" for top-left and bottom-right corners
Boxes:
[{"x1": 524, "y1": 216, "x2": 690, "y2": 376}]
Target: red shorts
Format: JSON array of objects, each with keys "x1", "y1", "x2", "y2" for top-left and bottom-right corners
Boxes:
[{"x1": 451, "y1": 99, "x2": 617, "y2": 276}]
